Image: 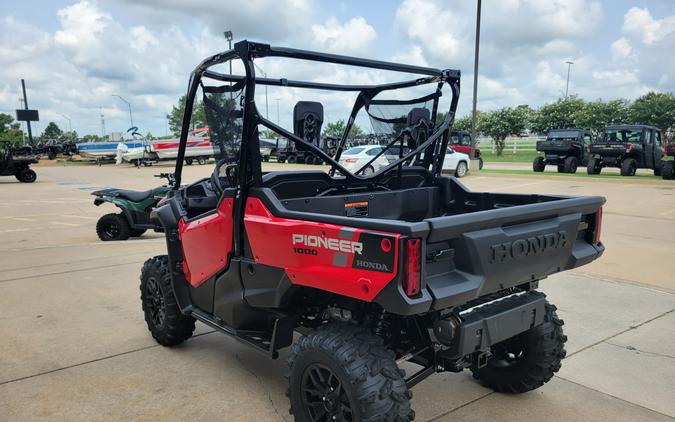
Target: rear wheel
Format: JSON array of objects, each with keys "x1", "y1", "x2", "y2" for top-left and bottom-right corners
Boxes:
[
  {"x1": 362, "y1": 165, "x2": 375, "y2": 176},
  {"x1": 621, "y1": 158, "x2": 637, "y2": 176},
  {"x1": 96, "y1": 213, "x2": 131, "y2": 241},
  {"x1": 563, "y1": 156, "x2": 578, "y2": 173},
  {"x1": 587, "y1": 158, "x2": 602, "y2": 174},
  {"x1": 47, "y1": 150, "x2": 56, "y2": 160},
  {"x1": 455, "y1": 161, "x2": 468, "y2": 178},
  {"x1": 304, "y1": 155, "x2": 314, "y2": 165},
  {"x1": 654, "y1": 161, "x2": 662, "y2": 176},
  {"x1": 287, "y1": 155, "x2": 297, "y2": 164},
  {"x1": 532, "y1": 156, "x2": 545, "y2": 172},
  {"x1": 662, "y1": 161, "x2": 674, "y2": 180},
  {"x1": 277, "y1": 156, "x2": 286, "y2": 163},
  {"x1": 287, "y1": 324, "x2": 414, "y2": 422},
  {"x1": 16, "y1": 168, "x2": 37, "y2": 183},
  {"x1": 313, "y1": 156, "x2": 323, "y2": 165},
  {"x1": 184, "y1": 158, "x2": 193, "y2": 165},
  {"x1": 140, "y1": 256, "x2": 195, "y2": 346},
  {"x1": 478, "y1": 156, "x2": 484, "y2": 170},
  {"x1": 471, "y1": 302, "x2": 566, "y2": 393}
]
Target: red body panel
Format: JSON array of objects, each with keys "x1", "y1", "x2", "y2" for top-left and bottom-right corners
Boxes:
[
  {"x1": 449, "y1": 144, "x2": 480, "y2": 157},
  {"x1": 244, "y1": 198, "x2": 400, "y2": 301},
  {"x1": 178, "y1": 198, "x2": 234, "y2": 287}
]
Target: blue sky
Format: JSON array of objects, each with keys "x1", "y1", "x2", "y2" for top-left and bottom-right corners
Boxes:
[{"x1": 1, "y1": 0, "x2": 674, "y2": 137}]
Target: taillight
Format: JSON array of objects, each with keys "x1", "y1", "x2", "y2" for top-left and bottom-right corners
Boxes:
[
  {"x1": 343, "y1": 158, "x2": 358, "y2": 164},
  {"x1": 403, "y1": 238, "x2": 421, "y2": 297},
  {"x1": 626, "y1": 143, "x2": 633, "y2": 153},
  {"x1": 594, "y1": 207, "x2": 603, "y2": 245}
]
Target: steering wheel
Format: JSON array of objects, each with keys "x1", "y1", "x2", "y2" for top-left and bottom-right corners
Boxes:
[{"x1": 210, "y1": 159, "x2": 238, "y2": 196}]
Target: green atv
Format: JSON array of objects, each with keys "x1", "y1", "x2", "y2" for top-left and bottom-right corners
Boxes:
[{"x1": 92, "y1": 173, "x2": 173, "y2": 241}]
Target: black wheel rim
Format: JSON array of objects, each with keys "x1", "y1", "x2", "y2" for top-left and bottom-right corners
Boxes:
[
  {"x1": 301, "y1": 363, "x2": 353, "y2": 422},
  {"x1": 145, "y1": 276, "x2": 166, "y2": 327},
  {"x1": 103, "y1": 221, "x2": 120, "y2": 239}
]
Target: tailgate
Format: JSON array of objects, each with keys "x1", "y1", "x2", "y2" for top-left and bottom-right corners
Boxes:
[
  {"x1": 423, "y1": 196, "x2": 604, "y2": 310},
  {"x1": 590, "y1": 143, "x2": 629, "y2": 156}
]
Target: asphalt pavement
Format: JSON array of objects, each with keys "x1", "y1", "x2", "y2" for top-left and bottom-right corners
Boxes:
[{"x1": 1, "y1": 162, "x2": 673, "y2": 421}]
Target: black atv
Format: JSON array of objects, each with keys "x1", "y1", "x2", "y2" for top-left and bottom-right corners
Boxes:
[
  {"x1": 0, "y1": 142, "x2": 38, "y2": 183},
  {"x1": 533, "y1": 129, "x2": 592, "y2": 174},
  {"x1": 588, "y1": 125, "x2": 664, "y2": 176}
]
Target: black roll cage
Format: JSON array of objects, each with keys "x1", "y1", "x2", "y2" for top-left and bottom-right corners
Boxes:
[{"x1": 173, "y1": 40, "x2": 460, "y2": 189}]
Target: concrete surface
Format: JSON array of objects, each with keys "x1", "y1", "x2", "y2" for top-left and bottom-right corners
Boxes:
[{"x1": 1, "y1": 162, "x2": 674, "y2": 421}]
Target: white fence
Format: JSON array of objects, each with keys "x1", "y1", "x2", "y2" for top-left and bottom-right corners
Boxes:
[{"x1": 476, "y1": 136, "x2": 545, "y2": 154}]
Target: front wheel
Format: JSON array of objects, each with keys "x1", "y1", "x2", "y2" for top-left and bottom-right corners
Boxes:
[
  {"x1": 16, "y1": 168, "x2": 37, "y2": 183},
  {"x1": 478, "y1": 156, "x2": 484, "y2": 170},
  {"x1": 532, "y1": 156, "x2": 545, "y2": 172},
  {"x1": 563, "y1": 156, "x2": 578, "y2": 173},
  {"x1": 197, "y1": 156, "x2": 207, "y2": 165},
  {"x1": 140, "y1": 256, "x2": 195, "y2": 346},
  {"x1": 184, "y1": 158, "x2": 193, "y2": 166},
  {"x1": 471, "y1": 301, "x2": 566, "y2": 393},
  {"x1": 361, "y1": 165, "x2": 375, "y2": 176},
  {"x1": 587, "y1": 158, "x2": 602, "y2": 174},
  {"x1": 455, "y1": 161, "x2": 468, "y2": 177},
  {"x1": 621, "y1": 158, "x2": 637, "y2": 176},
  {"x1": 96, "y1": 213, "x2": 131, "y2": 241},
  {"x1": 662, "y1": 161, "x2": 674, "y2": 180},
  {"x1": 287, "y1": 324, "x2": 414, "y2": 422}
]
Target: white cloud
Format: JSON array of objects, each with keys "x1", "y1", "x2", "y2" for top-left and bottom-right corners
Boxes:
[
  {"x1": 622, "y1": 7, "x2": 675, "y2": 45},
  {"x1": 311, "y1": 16, "x2": 377, "y2": 55},
  {"x1": 611, "y1": 37, "x2": 633, "y2": 60}
]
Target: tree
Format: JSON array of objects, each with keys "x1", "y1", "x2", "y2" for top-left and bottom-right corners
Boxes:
[
  {"x1": 167, "y1": 95, "x2": 207, "y2": 135},
  {"x1": 42, "y1": 122, "x2": 63, "y2": 140},
  {"x1": 629, "y1": 92, "x2": 675, "y2": 138},
  {"x1": 145, "y1": 132, "x2": 154, "y2": 140},
  {"x1": 481, "y1": 107, "x2": 528, "y2": 155},
  {"x1": 450, "y1": 114, "x2": 472, "y2": 131},
  {"x1": 322, "y1": 120, "x2": 363, "y2": 138},
  {"x1": 82, "y1": 134, "x2": 102, "y2": 142},
  {"x1": 0, "y1": 113, "x2": 24, "y2": 144},
  {"x1": 530, "y1": 96, "x2": 586, "y2": 134},
  {"x1": 61, "y1": 131, "x2": 79, "y2": 142},
  {"x1": 575, "y1": 99, "x2": 631, "y2": 136}
]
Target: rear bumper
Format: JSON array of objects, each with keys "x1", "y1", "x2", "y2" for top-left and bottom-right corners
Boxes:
[{"x1": 436, "y1": 291, "x2": 546, "y2": 358}]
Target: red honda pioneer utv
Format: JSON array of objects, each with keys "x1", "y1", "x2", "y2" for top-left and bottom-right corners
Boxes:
[{"x1": 140, "y1": 41, "x2": 605, "y2": 421}]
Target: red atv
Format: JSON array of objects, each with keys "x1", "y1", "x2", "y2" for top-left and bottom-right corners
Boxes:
[
  {"x1": 448, "y1": 130, "x2": 482, "y2": 169},
  {"x1": 140, "y1": 41, "x2": 605, "y2": 421}
]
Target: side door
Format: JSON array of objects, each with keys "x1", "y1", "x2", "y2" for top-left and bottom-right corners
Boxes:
[
  {"x1": 654, "y1": 130, "x2": 664, "y2": 164},
  {"x1": 643, "y1": 129, "x2": 654, "y2": 168},
  {"x1": 178, "y1": 188, "x2": 236, "y2": 288},
  {"x1": 582, "y1": 133, "x2": 592, "y2": 164}
]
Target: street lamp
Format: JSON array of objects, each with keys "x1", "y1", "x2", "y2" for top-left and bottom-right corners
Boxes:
[
  {"x1": 564, "y1": 61, "x2": 574, "y2": 98},
  {"x1": 112, "y1": 94, "x2": 134, "y2": 128},
  {"x1": 275, "y1": 98, "x2": 281, "y2": 125},
  {"x1": 470, "y1": 0, "x2": 482, "y2": 162},
  {"x1": 224, "y1": 30, "x2": 234, "y2": 99},
  {"x1": 57, "y1": 112, "x2": 72, "y2": 132}
]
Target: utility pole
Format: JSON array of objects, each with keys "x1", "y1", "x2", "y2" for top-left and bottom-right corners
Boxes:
[
  {"x1": 21, "y1": 79, "x2": 34, "y2": 144},
  {"x1": 58, "y1": 113, "x2": 72, "y2": 132},
  {"x1": 470, "y1": 0, "x2": 482, "y2": 165},
  {"x1": 565, "y1": 61, "x2": 574, "y2": 98},
  {"x1": 275, "y1": 98, "x2": 281, "y2": 125},
  {"x1": 100, "y1": 107, "x2": 106, "y2": 139},
  {"x1": 112, "y1": 94, "x2": 133, "y2": 128}
]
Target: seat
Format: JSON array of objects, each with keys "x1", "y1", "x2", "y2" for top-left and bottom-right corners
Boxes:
[{"x1": 113, "y1": 189, "x2": 154, "y2": 202}]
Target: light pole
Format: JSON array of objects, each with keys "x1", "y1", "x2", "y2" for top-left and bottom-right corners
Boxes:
[
  {"x1": 253, "y1": 63, "x2": 269, "y2": 119},
  {"x1": 470, "y1": 0, "x2": 482, "y2": 162},
  {"x1": 112, "y1": 94, "x2": 133, "y2": 128},
  {"x1": 564, "y1": 61, "x2": 574, "y2": 98},
  {"x1": 58, "y1": 112, "x2": 72, "y2": 132},
  {"x1": 275, "y1": 98, "x2": 281, "y2": 125},
  {"x1": 224, "y1": 30, "x2": 234, "y2": 100}
]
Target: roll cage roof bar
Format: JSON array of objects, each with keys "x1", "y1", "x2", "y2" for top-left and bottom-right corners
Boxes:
[{"x1": 173, "y1": 40, "x2": 460, "y2": 188}]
